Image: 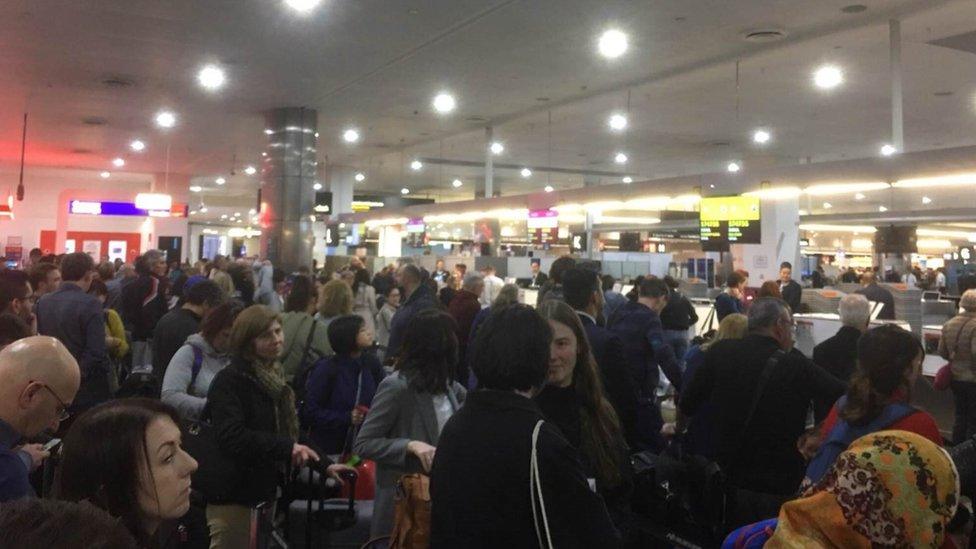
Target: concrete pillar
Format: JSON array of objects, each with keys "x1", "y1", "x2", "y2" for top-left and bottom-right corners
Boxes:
[
  {"x1": 328, "y1": 165, "x2": 355, "y2": 216},
  {"x1": 260, "y1": 107, "x2": 317, "y2": 272},
  {"x1": 731, "y1": 197, "x2": 800, "y2": 284}
]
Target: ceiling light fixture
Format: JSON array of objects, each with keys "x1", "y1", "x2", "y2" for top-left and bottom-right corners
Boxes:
[
  {"x1": 544, "y1": 185, "x2": 554, "y2": 193},
  {"x1": 154, "y1": 111, "x2": 176, "y2": 128},
  {"x1": 803, "y1": 181, "x2": 890, "y2": 196},
  {"x1": 622, "y1": 176, "x2": 633, "y2": 184},
  {"x1": 130, "y1": 140, "x2": 146, "y2": 152},
  {"x1": 264, "y1": 129, "x2": 274, "y2": 135},
  {"x1": 410, "y1": 160, "x2": 423, "y2": 171},
  {"x1": 284, "y1": 0, "x2": 321, "y2": 13},
  {"x1": 880, "y1": 144, "x2": 897, "y2": 156},
  {"x1": 753, "y1": 130, "x2": 771, "y2": 144},
  {"x1": 598, "y1": 29, "x2": 628, "y2": 59},
  {"x1": 221, "y1": 214, "x2": 228, "y2": 220},
  {"x1": 100, "y1": 171, "x2": 110, "y2": 179},
  {"x1": 520, "y1": 168, "x2": 532, "y2": 178},
  {"x1": 452, "y1": 178, "x2": 463, "y2": 188},
  {"x1": 813, "y1": 65, "x2": 844, "y2": 89},
  {"x1": 727, "y1": 161, "x2": 741, "y2": 173},
  {"x1": 922, "y1": 196, "x2": 932, "y2": 204},
  {"x1": 879, "y1": 205, "x2": 888, "y2": 212},
  {"x1": 614, "y1": 152, "x2": 628, "y2": 164},
  {"x1": 313, "y1": 182, "x2": 322, "y2": 191},
  {"x1": 342, "y1": 128, "x2": 360, "y2": 143},
  {"x1": 197, "y1": 64, "x2": 226, "y2": 90},
  {"x1": 112, "y1": 158, "x2": 125, "y2": 167},
  {"x1": 489, "y1": 142, "x2": 504, "y2": 155},
  {"x1": 215, "y1": 177, "x2": 226, "y2": 185},
  {"x1": 855, "y1": 193, "x2": 865, "y2": 200},
  {"x1": 244, "y1": 166, "x2": 257, "y2": 176},
  {"x1": 355, "y1": 172, "x2": 366, "y2": 182},
  {"x1": 248, "y1": 208, "x2": 257, "y2": 215},
  {"x1": 823, "y1": 202, "x2": 832, "y2": 209},
  {"x1": 893, "y1": 173, "x2": 976, "y2": 188},
  {"x1": 743, "y1": 186, "x2": 802, "y2": 199},
  {"x1": 432, "y1": 92, "x2": 456, "y2": 114},
  {"x1": 400, "y1": 187, "x2": 410, "y2": 195},
  {"x1": 608, "y1": 113, "x2": 628, "y2": 131},
  {"x1": 189, "y1": 186, "x2": 202, "y2": 192}
]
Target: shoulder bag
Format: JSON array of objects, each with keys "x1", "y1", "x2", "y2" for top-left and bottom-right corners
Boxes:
[
  {"x1": 390, "y1": 473, "x2": 431, "y2": 549},
  {"x1": 935, "y1": 317, "x2": 976, "y2": 391}
]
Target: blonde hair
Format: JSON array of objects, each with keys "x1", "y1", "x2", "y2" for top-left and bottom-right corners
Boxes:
[
  {"x1": 702, "y1": 313, "x2": 748, "y2": 351},
  {"x1": 318, "y1": 279, "x2": 353, "y2": 318},
  {"x1": 962, "y1": 289, "x2": 976, "y2": 312}
]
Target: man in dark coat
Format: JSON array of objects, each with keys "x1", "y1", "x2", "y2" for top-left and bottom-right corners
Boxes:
[
  {"x1": 529, "y1": 259, "x2": 548, "y2": 287},
  {"x1": 811, "y1": 294, "x2": 869, "y2": 421},
  {"x1": 854, "y1": 271, "x2": 896, "y2": 320},
  {"x1": 562, "y1": 268, "x2": 638, "y2": 448},
  {"x1": 386, "y1": 264, "x2": 438, "y2": 362},
  {"x1": 447, "y1": 273, "x2": 484, "y2": 386},
  {"x1": 778, "y1": 262, "x2": 803, "y2": 314},
  {"x1": 151, "y1": 280, "x2": 225, "y2": 381}
]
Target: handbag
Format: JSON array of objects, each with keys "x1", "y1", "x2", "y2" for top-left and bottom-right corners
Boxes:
[
  {"x1": 390, "y1": 473, "x2": 431, "y2": 549},
  {"x1": 181, "y1": 415, "x2": 240, "y2": 504},
  {"x1": 935, "y1": 317, "x2": 976, "y2": 391}
]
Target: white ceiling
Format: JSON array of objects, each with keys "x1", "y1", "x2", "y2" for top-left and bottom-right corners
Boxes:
[{"x1": 2, "y1": 0, "x2": 976, "y2": 221}]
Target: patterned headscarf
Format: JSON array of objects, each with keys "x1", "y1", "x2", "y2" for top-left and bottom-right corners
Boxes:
[{"x1": 767, "y1": 430, "x2": 959, "y2": 548}]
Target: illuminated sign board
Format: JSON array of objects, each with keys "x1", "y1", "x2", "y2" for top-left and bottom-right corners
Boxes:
[
  {"x1": 527, "y1": 209, "x2": 558, "y2": 229},
  {"x1": 405, "y1": 218, "x2": 426, "y2": 234},
  {"x1": 699, "y1": 196, "x2": 761, "y2": 251},
  {"x1": 69, "y1": 200, "x2": 187, "y2": 218}
]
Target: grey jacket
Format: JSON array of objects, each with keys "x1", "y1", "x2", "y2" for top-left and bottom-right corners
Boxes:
[
  {"x1": 161, "y1": 333, "x2": 231, "y2": 421},
  {"x1": 354, "y1": 372, "x2": 466, "y2": 538}
]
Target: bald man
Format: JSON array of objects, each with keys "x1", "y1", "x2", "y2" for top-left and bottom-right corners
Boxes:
[{"x1": 0, "y1": 336, "x2": 80, "y2": 501}]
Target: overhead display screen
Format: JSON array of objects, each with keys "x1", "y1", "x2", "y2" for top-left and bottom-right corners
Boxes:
[{"x1": 699, "y1": 196, "x2": 761, "y2": 250}]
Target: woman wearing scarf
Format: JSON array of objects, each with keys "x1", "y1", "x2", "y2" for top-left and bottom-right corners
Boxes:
[
  {"x1": 205, "y1": 305, "x2": 352, "y2": 548},
  {"x1": 723, "y1": 430, "x2": 960, "y2": 548}
]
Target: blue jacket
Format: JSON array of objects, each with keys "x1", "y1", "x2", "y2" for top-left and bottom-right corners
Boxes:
[
  {"x1": 681, "y1": 345, "x2": 718, "y2": 458},
  {"x1": 386, "y1": 283, "x2": 438, "y2": 361},
  {"x1": 714, "y1": 292, "x2": 743, "y2": 322},
  {"x1": 608, "y1": 302, "x2": 682, "y2": 394},
  {"x1": 0, "y1": 418, "x2": 31, "y2": 502},
  {"x1": 36, "y1": 282, "x2": 110, "y2": 413},
  {"x1": 576, "y1": 313, "x2": 639, "y2": 448},
  {"x1": 302, "y1": 353, "x2": 385, "y2": 454}
]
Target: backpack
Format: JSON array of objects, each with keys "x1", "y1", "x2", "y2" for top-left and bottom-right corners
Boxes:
[
  {"x1": 116, "y1": 372, "x2": 160, "y2": 399},
  {"x1": 802, "y1": 396, "x2": 915, "y2": 487}
]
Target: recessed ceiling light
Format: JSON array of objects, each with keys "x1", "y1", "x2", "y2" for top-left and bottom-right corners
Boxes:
[
  {"x1": 100, "y1": 171, "x2": 110, "y2": 179},
  {"x1": 432, "y1": 92, "x2": 456, "y2": 114},
  {"x1": 879, "y1": 205, "x2": 888, "y2": 212},
  {"x1": 608, "y1": 113, "x2": 628, "y2": 131},
  {"x1": 355, "y1": 172, "x2": 366, "y2": 182},
  {"x1": 154, "y1": 111, "x2": 176, "y2": 128},
  {"x1": 489, "y1": 142, "x2": 504, "y2": 155},
  {"x1": 284, "y1": 0, "x2": 321, "y2": 12},
  {"x1": 264, "y1": 129, "x2": 274, "y2": 135},
  {"x1": 823, "y1": 202, "x2": 832, "y2": 209},
  {"x1": 410, "y1": 160, "x2": 423, "y2": 171},
  {"x1": 215, "y1": 177, "x2": 226, "y2": 185},
  {"x1": 753, "y1": 130, "x2": 771, "y2": 144},
  {"x1": 197, "y1": 64, "x2": 226, "y2": 91},
  {"x1": 727, "y1": 161, "x2": 741, "y2": 173},
  {"x1": 544, "y1": 185, "x2": 554, "y2": 193},
  {"x1": 598, "y1": 29, "x2": 628, "y2": 59},
  {"x1": 452, "y1": 178, "x2": 463, "y2": 188},
  {"x1": 189, "y1": 186, "x2": 202, "y2": 192},
  {"x1": 342, "y1": 128, "x2": 360, "y2": 143},
  {"x1": 520, "y1": 168, "x2": 532, "y2": 178},
  {"x1": 130, "y1": 140, "x2": 146, "y2": 152},
  {"x1": 855, "y1": 193, "x2": 865, "y2": 200},
  {"x1": 234, "y1": 212, "x2": 241, "y2": 217},
  {"x1": 622, "y1": 176, "x2": 633, "y2": 184},
  {"x1": 313, "y1": 182, "x2": 322, "y2": 191},
  {"x1": 614, "y1": 152, "x2": 628, "y2": 164},
  {"x1": 249, "y1": 208, "x2": 257, "y2": 215},
  {"x1": 400, "y1": 187, "x2": 410, "y2": 195},
  {"x1": 922, "y1": 196, "x2": 932, "y2": 204},
  {"x1": 221, "y1": 214, "x2": 228, "y2": 220},
  {"x1": 112, "y1": 158, "x2": 125, "y2": 167},
  {"x1": 200, "y1": 207, "x2": 208, "y2": 213},
  {"x1": 813, "y1": 65, "x2": 844, "y2": 89},
  {"x1": 244, "y1": 166, "x2": 257, "y2": 176},
  {"x1": 880, "y1": 144, "x2": 897, "y2": 156}
]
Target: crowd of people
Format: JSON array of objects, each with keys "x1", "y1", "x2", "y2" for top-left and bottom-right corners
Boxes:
[{"x1": 0, "y1": 248, "x2": 971, "y2": 548}]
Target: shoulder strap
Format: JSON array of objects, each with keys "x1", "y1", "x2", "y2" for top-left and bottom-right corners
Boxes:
[
  {"x1": 529, "y1": 419, "x2": 553, "y2": 549},
  {"x1": 188, "y1": 344, "x2": 204, "y2": 390},
  {"x1": 299, "y1": 316, "x2": 318, "y2": 361},
  {"x1": 950, "y1": 317, "x2": 976, "y2": 360},
  {"x1": 741, "y1": 349, "x2": 786, "y2": 434}
]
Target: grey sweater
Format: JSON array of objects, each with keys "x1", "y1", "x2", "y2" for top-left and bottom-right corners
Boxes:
[{"x1": 161, "y1": 333, "x2": 231, "y2": 421}]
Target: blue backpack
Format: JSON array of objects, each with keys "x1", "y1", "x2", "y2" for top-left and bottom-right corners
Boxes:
[{"x1": 803, "y1": 395, "x2": 915, "y2": 486}]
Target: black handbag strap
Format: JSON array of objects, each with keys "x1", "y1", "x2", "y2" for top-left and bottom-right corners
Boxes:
[
  {"x1": 741, "y1": 349, "x2": 786, "y2": 437},
  {"x1": 299, "y1": 316, "x2": 318, "y2": 364}
]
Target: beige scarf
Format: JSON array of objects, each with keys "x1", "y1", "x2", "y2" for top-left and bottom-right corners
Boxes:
[{"x1": 251, "y1": 359, "x2": 299, "y2": 441}]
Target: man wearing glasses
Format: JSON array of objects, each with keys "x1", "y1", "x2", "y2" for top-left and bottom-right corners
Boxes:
[{"x1": 0, "y1": 336, "x2": 80, "y2": 501}]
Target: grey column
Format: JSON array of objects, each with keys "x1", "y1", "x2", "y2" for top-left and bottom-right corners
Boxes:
[{"x1": 260, "y1": 107, "x2": 317, "y2": 272}]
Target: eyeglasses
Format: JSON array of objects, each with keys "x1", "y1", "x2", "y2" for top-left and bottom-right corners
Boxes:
[{"x1": 37, "y1": 383, "x2": 70, "y2": 422}]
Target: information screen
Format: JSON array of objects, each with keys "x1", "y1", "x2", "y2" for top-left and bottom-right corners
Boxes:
[{"x1": 699, "y1": 196, "x2": 761, "y2": 250}]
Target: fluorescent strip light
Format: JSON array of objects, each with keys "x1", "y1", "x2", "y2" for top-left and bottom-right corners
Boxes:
[
  {"x1": 743, "y1": 186, "x2": 802, "y2": 200},
  {"x1": 799, "y1": 224, "x2": 877, "y2": 233},
  {"x1": 803, "y1": 182, "x2": 890, "y2": 196},
  {"x1": 595, "y1": 215, "x2": 661, "y2": 225},
  {"x1": 893, "y1": 173, "x2": 976, "y2": 188},
  {"x1": 917, "y1": 228, "x2": 976, "y2": 240},
  {"x1": 917, "y1": 239, "x2": 953, "y2": 249}
]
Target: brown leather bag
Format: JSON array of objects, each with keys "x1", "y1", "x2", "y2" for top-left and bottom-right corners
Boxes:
[{"x1": 389, "y1": 473, "x2": 431, "y2": 549}]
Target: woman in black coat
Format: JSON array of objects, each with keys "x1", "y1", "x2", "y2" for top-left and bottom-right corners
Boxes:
[
  {"x1": 430, "y1": 304, "x2": 619, "y2": 549},
  {"x1": 205, "y1": 305, "x2": 351, "y2": 549}
]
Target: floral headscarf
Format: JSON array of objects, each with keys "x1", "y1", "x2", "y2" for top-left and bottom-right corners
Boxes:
[{"x1": 767, "y1": 430, "x2": 959, "y2": 548}]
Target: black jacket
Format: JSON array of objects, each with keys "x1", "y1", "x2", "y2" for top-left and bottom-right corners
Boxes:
[
  {"x1": 120, "y1": 274, "x2": 170, "y2": 341},
  {"x1": 430, "y1": 390, "x2": 619, "y2": 549},
  {"x1": 812, "y1": 325, "x2": 860, "y2": 421},
  {"x1": 530, "y1": 271, "x2": 549, "y2": 287},
  {"x1": 659, "y1": 289, "x2": 699, "y2": 331},
  {"x1": 577, "y1": 313, "x2": 639, "y2": 448},
  {"x1": 780, "y1": 280, "x2": 802, "y2": 313},
  {"x1": 855, "y1": 283, "x2": 896, "y2": 320},
  {"x1": 680, "y1": 335, "x2": 845, "y2": 495},
  {"x1": 152, "y1": 307, "x2": 202, "y2": 381},
  {"x1": 205, "y1": 357, "x2": 295, "y2": 505}
]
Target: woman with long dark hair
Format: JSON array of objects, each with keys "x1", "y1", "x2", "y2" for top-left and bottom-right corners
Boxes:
[
  {"x1": 535, "y1": 300, "x2": 632, "y2": 532},
  {"x1": 55, "y1": 398, "x2": 198, "y2": 547},
  {"x1": 353, "y1": 309, "x2": 467, "y2": 538}
]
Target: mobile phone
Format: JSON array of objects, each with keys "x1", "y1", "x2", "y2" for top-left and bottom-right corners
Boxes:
[{"x1": 42, "y1": 438, "x2": 61, "y2": 452}]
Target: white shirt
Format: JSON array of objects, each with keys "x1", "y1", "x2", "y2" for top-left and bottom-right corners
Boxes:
[
  {"x1": 480, "y1": 274, "x2": 504, "y2": 306},
  {"x1": 431, "y1": 393, "x2": 455, "y2": 434},
  {"x1": 937, "y1": 272, "x2": 947, "y2": 288}
]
